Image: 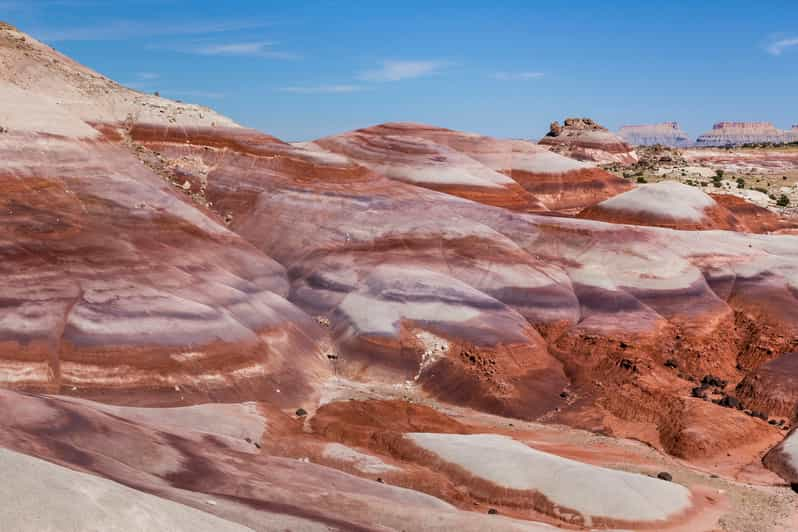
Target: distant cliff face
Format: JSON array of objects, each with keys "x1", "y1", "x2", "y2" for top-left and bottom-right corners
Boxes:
[
  {"x1": 696, "y1": 122, "x2": 798, "y2": 146},
  {"x1": 617, "y1": 122, "x2": 691, "y2": 147}
]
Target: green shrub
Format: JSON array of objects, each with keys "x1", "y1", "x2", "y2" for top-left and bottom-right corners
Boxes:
[
  {"x1": 636, "y1": 176, "x2": 647, "y2": 184},
  {"x1": 777, "y1": 194, "x2": 790, "y2": 207}
]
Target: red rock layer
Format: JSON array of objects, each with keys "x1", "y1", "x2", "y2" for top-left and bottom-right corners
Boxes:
[
  {"x1": 313, "y1": 122, "x2": 631, "y2": 212},
  {"x1": 711, "y1": 193, "x2": 791, "y2": 233},
  {"x1": 736, "y1": 352, "x2": 798, "y2": 420},
  {"x1": 503, "y1": 167, "x2": 632, "y2": 212},
  {"x1": 312, "y1": 124, "x2": 548, "y2": 211}
]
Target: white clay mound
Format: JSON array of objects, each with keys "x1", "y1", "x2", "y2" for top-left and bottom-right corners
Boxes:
[{"x1": 408, "y1": 433, "x2": 692, "y2": 523}]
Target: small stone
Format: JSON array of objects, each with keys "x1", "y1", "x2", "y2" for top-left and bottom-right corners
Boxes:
[
  {"x1": 718, "y1": 395, "x2": 742, "y2": 410},
  {"x1": 657, "y1": 472, "x2": 673, "y2": 482},
  {"x1": 664, "y1": 359, "x2": 678, "y2": 369},
  {"x1": 691, "y1": 386, "x2": 707, "y2": 399},
  {"x1": 376, "y1": 477, "x2": 384, "y2": 484},
  {"x1": 487, "y1": 508, "x2": 498, "y2": 515},
  {"x1": 701, "y1": 375, "x2": 727, "y2": 388}
]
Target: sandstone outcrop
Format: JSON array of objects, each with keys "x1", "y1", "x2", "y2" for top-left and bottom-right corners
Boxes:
[
  {"x1": 618, "y1": 122, "x2": 691, "y2": 147},
  {"x1": 539, "y1": 117, "x2": 638, "y2": 165}
]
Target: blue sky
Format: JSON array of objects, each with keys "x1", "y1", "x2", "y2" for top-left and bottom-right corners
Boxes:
[{"x1": 4, "y1": 0, "x2": 798, "y2": 140}]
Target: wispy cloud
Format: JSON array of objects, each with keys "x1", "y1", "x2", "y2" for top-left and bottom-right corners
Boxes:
[
  {"x1": 357, "y1": 60, "x2": 447, "y2": 82},
  {"x1": 766, "y1": 36, "x2": 798, "y2": 56},
  {"x1": 278, "y1": 84, "x2": 363, "y2": 94},
  {"x1": 32, "y1": 18, "x2": 269, "y2": 42},
  {"x1": 185, "y1": 41, "x2": 298, "y2": 59},
  {"x1": 493, "y1": 71, "x2": 544, "y2": 80}
]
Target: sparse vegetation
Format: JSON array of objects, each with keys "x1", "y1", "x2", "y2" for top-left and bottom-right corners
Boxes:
[
  {"x1": 636, "y1": 176, "x2": 647, "y2": 183},
  {"x1": 754, "y1": 187, "x2": 768, "y2": 194},
  {"x1": 777, "y1": 194, "x2": 790, "y2": 207},
  {"x1": 736, "y1": 178, "x2": 745, "y2": 189}
]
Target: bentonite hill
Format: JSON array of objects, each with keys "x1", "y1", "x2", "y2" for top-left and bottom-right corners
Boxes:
[{"x1": 3, "y1": 21, "x2": 798, "y2": 532}]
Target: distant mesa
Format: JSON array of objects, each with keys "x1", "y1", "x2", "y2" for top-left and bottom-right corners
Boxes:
[
  {"x1": 696, "y1": 121, "x2": 798, "y2": 146},
  {"x1": 617, "y1": 122, "x2": 691, "y2": 147},
  {"x1": 539, "y1": 117, "x2": 638, "y2": 165}
]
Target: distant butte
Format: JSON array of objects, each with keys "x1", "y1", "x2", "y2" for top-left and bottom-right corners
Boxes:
[
  {"x1": 618, "y1": 122, "x2": 691, "y2": 147},
  {"x1": 696, "y1": 121, "x2": 798, "y2": 146},
  {"x1": 539, "y1": 117, "x2": 638, "y2": 165}
]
